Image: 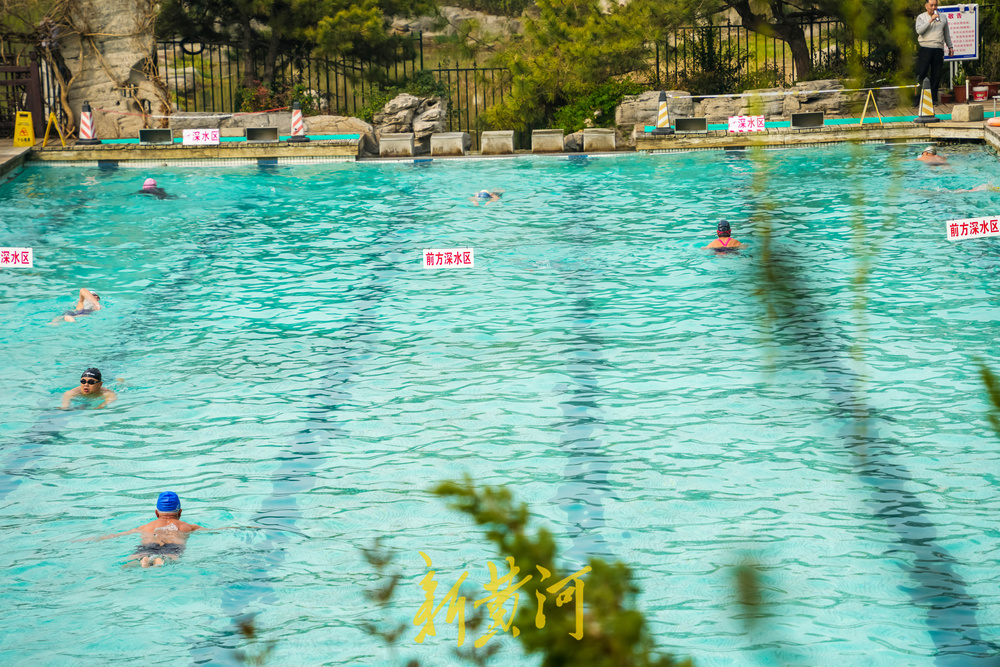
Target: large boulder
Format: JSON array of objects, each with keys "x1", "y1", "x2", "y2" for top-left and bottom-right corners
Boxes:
[
  {"x1": 438, "y1": 6, "x2": 524, "y2": 37},
  {"x1": 393, "y1": 6, "x2": 523, "y2": 38},
  {"x1": 374, "y1": 93, "x2": 420, "y2": 134},
  {"x1": 304, "y1": 115, "x2": 378, "y2": 155},
  {"x1": 374, "y1": 93, "x2": 447, "y2": 154},
  {"x1": 564, "y1": 130, "x2": 584, "y2": 152},
  {"x1": 221, "y1": 112, "x2": 293, "y2": 130},
  {"x1": 782, "y1": 79, "x2": 849, "y2": 116},
  {"x1": 616, "y1": 90, "x2": 693, "y2": 127}
]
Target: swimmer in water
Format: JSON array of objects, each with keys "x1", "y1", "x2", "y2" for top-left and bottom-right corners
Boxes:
[
  {"x1": 470, "y1": 189, "x2": 503, "y2": 206},
  {"x1": 51, "y1": 287, "x2": 102, "y2": 324},
  {"x1": 90, "y1": 492, "x2": 203, "y2": 568},
  {"x1": 61, "y1": 367, "x2": 117, "y2": 409},
  {"x1": 917, "y1": 146, "x2": 948, "y2": 166},
  {"x1": 704, "y1": 219, "x2": 743, "y2": 251},
  {"x1": 136, "y1": 177, "x2": 174, "y2": 199}
]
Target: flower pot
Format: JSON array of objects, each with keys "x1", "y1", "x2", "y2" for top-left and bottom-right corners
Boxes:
[
  {"x1": 989, "y1": 82, "x2": 1000, "y2": 99},
  {"x1": 969, "y1": 75, "x2": 985, "y2": 88},
  {"x1": 954, "y1": 85, "x2": 968, "y2": 103},
  {"x1": 941, "y1": 92, "x2": 954, "y2": 104}
]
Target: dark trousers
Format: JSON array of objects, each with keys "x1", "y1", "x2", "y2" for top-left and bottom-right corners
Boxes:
[{"x1": 916, "y1": 46, "x2": 945, "y2": 104}]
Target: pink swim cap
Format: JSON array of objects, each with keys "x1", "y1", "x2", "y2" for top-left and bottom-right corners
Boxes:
[{"x1": 143, "y1": 178, "x2": 157, "y2": 189}]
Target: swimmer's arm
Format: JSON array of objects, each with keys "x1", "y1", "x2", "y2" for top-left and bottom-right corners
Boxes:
[
  {"x1": 79, "y1": 288, "x2": 101, "y2": 310},
  {"x1": 79, "y1": 527, "x2": 143, "y2": 542},
  {"x1": 96, "y1": 389, "x2": 117, "y2": 409},
  {"x1": 61, "y1": 387, "x2": 81, "y2": 409}
]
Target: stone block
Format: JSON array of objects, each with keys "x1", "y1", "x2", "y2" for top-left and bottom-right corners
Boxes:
[
  {"x1": 481, "y1": 130, "x2": 514, "y2": 155},
  {"x1": 430, "y1": 132, "x2": 471, "y2": 156},
  {"x1": 952, "y1": 104, "x2": 984, "y2": 122},
  {"x1": 583, "y1": 128, "x2": 616, "y2": 152},
  {"x1": 379, "y1": 132, "x2": 415, "y2": 157},
  {"x1": 532, "y1": 128, "x2": 564, "y2": 153}
]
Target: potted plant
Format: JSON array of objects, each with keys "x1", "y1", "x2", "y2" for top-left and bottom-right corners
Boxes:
[{"x1": 954, "y1": 70, "x2": 968, "y2": 103}]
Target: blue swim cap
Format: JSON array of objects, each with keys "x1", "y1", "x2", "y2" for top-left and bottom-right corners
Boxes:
[
  {"x1": 157, "y1": 491, "x2": 181, "y2": 512},
  {"x1": 476, "y1": 190, "x2": 490, "y2": 198}
]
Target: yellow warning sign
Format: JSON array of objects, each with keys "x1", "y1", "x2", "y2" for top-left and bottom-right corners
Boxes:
[
  {"x1": 13, "y1": 111, "x2": 35, "y2": 147},
  {"x1": 42, "y1": 112, "x2": 65, "y2": 147}
]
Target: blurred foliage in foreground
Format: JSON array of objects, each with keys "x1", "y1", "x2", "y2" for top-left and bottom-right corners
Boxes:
[{"x1": 361, "y1": 477, "x2": 693, "y2": 667}]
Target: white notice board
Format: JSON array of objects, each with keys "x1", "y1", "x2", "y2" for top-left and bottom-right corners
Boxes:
[{"x1": 941, "y1": 4, "x2": 979, "y2": 61}]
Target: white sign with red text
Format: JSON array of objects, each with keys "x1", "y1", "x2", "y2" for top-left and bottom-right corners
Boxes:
[
  {"x1": 728, "y1": 115, "x2": 766, "y2": 133},
  {"x1": 941, "y1": 5, "x2": 979, "y2": 61},
  {"x1": 947, "y1": 215, "x2": 1000, "y2": 240},
  {"x1": 182, "y1": 129, "x2": 221, "y2": 145},
  {"x1": 424, "y1": 248, "x2": 474, "y2": 268},
  {"x1": 0, "y1": 247, "x2": 33, "y2": 267}
]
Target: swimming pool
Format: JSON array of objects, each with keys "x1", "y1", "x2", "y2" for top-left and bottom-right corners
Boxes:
[{"x1": 1, "y1": 144, "x2": 999, "y2": 666}]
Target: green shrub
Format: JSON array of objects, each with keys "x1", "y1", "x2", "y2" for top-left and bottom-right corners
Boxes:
[
  {"x1": 739, "y1": 65, "x2": 785, "y2": 90},
  {"x1": 676, "y1": 26, "x2": 749, "y2": 96},
  {"x1": 552, "y1": 79, "x2": 647, "y2": 133},
  {"x1": 235, "y1": 80, "x2": 319, "y2": 114}
]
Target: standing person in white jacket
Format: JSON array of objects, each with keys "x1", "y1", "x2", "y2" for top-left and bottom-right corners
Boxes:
[{"x1": 916, "y1": 0, "x2": 955, "y2": 104}]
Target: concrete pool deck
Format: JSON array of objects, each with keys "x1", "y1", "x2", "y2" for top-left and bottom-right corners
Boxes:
[{"x1": 3, "y1": 109, "x2": 1000, "y2": 172}]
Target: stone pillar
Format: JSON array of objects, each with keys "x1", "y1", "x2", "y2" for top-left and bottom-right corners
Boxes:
[
  {"x1": 481, "y1": 130, "x2": 515, "y2": 155},
  {"x1": 532, "y1": 129, "x2": 564, "y2": 153}
]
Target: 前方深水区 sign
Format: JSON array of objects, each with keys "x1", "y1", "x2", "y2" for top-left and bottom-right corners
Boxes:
[
  {"x1": 424, "y1": 248, "x2": 474, "y2": 268},
  {"x1": 947, "y1": 215, "x2": 1000, "y2": 240},
  {"x1": 0, "y1": 247, "x2": 33, "y2": 267}
]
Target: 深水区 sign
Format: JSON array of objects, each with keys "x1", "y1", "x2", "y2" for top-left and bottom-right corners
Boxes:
[
  {"x1": 182, "y1": 129, "x2": 220, "y2": 145},
  {"x1": 0, "y1": 247, "x2": 33, "y2": 267},
  {"x1": 728, "y1": 115, "x2": 765, "y2": 133}
]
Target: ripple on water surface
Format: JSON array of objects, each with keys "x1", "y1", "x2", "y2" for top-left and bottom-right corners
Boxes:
[{"x1": 0, "y1": 145, "x2": 999, "y2": 666}]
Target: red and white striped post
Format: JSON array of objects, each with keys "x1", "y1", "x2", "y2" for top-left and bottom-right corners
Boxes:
[
  {"x1": 77, "y1": 101, "x2": 101, "y2": 145},
  {"x1": 288, "y1": 101, "x2": 309, "y2": 143}
]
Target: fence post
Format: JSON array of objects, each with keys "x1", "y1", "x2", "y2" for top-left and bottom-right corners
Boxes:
[
  {"x1": 26, "y1": 51, "x2": 44, "y2": 138},
  {"x1": 655, "y1": 41, "x2": 660, "y2": 89}
]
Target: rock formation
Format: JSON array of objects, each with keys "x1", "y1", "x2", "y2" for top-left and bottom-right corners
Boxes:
[
  {"x1": 615, "y1": 80, "x2": 891, "y2": 129},
  {"x1": 391, "y1": 6, "x2": 523, "y2": 39},
  {"x1": 373, "y1": 93, "x2": 447, "y2": 154},
  {"x1": 59, "y1": 0, "x2": 170, "y2": 138}
]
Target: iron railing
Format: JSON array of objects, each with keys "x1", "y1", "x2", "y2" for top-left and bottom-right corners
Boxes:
[
  {"x1": 0, "y1": 49, "x2": 59, "y2": 138},
  {"x1": 655, "y1": 18, "x2": 863, "y2": 88},
  {"x1": 157, "y1": 38, "x2": 510, "y2": 149}
]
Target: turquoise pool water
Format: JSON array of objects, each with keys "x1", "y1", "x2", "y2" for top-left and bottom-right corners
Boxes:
[{"x1": 1, "y1": 144, "x2": 999, "y2": 666}]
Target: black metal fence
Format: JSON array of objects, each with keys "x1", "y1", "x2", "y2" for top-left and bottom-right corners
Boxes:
[
  {"x1": 157, "y1": 38, "x2": 510, "y2": 149},
  {"x1": 655, "y1": 18, "x2": 860, "y2": 88},
  {"x1": 156, "y1": 18, "x2": 862, "y2": 132},
  {"x1": 157, "y1": 36, "x2": 427, "y2": 118},
  {"x1": 0, "y1": 49, "x2": 60, "y2": 139}
]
